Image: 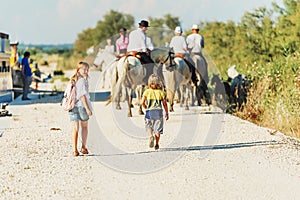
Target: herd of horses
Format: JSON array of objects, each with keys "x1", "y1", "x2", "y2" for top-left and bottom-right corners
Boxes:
[{"x1": 93, "y1": 47, "x2": 250, "y2": 117}]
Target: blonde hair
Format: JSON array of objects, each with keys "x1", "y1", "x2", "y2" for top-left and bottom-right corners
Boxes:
[
  {"x1": 72, "y1": 61, "x2": 89, "y2": 82},
  {"x1": 147, "y1": 74, "x2": 162, "y2": 89}
]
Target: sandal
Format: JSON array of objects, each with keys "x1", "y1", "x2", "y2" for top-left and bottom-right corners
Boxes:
[
  {"x1": 80, "y1": 147, "x2": 89, "y2": 154},
  {"x1": 73, "y1": 150, "x2": 79, "y2": 157},
  {"x1": 154, "y1": 144, "x2": 159, "y2": 150},
  {"x1": 149, "y1": 136, "x2": 154, "y2": 148}
]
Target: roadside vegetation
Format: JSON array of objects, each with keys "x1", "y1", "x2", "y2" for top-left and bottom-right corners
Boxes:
[{"x1": 23, "y1": 0, "x2": 299, "y2": 138}]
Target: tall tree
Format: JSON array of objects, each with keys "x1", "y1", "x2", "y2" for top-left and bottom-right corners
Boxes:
[{"x1": 74, "y1": 10, "x2": 134, "y2": 54}]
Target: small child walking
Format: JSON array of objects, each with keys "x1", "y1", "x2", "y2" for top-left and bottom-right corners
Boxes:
[
  {"x1": 141, "y1": 74, "x2": 169, "y2": 150},
  {"x1": 69, "y1": 62, "x2": 93, "y2": 156}
]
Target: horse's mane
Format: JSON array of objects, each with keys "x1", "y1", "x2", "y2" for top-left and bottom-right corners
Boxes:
[{"x1": 150, "y1": 46, "x2": 172, "y2": 63}]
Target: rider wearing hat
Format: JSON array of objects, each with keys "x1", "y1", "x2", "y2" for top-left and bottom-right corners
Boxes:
[
  {"x1": 186, "y1": 24, "x2": 205, "y2": 54},
  {"x1": 186, "y1": 24, "x2": 208, "y2": 84},
  {"x1": 127, "y1": 20, "x2": 155, "y2": 83},
  {"x1": 169, "y1": 26, "x2": 198, "y2": 85}
]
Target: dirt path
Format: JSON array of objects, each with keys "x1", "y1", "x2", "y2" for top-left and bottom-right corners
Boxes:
[{"x1": 0, "y1": 99, "x2": 299, "y2": 199}]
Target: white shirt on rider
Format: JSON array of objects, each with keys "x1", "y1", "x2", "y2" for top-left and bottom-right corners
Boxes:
[
  {"x1": 169, "y1": 35, "x2": 188, "y2": 54},
  {"x1": 186, "y1": 33, "x2": 204, "y2": 53},
  {"x1": 146, "y1": 37, "x2": 154, "y2": 50},
  {"x1": 127, "y1": 28, "x2": 148, "y2": 52}
]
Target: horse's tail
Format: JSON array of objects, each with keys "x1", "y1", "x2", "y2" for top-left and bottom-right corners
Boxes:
[
  {"x1": 105, "y1": 62, "x2": 118, "y2": 106},
  {"x1": 111, "y1": 58, "x2": 128, "y2": 103}
]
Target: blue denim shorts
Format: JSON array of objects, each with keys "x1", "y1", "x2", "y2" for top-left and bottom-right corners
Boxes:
[{"x1": 69, "y1": 106, "x2": 89, "y2": 122}]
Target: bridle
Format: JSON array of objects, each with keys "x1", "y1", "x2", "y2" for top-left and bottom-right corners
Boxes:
[{"x1": 160, "y1": 49, "x2": 174, "y2": 65}]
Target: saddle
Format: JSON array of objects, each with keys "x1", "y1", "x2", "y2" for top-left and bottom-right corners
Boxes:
[
  {"x1": 125, "y1": 51, "x2": 141, "y2": 59},
  {"x1": 174, "y1": 53, "x2": 193, "y2": 71},
  {"x1": 174, "y1": 53, "x2": 185, "y2": 59}
]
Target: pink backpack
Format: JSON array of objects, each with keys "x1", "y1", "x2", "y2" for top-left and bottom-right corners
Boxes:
[{"x1": 61, "y1": 81, "x2": 76, "y2": 111}]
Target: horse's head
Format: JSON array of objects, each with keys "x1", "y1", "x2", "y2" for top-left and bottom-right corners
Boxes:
[{"x1": 151, "y1": 47, "x2": 174, "y2": 65}]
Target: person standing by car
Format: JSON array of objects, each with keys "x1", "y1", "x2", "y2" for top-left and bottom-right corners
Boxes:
[{"x1": 21, "y1": 51, "x2": 32, "y2": 100}]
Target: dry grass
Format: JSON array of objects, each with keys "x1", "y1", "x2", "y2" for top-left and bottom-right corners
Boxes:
[{"x1": 236, "y1": 61, "x2": 300, "y2": 138}]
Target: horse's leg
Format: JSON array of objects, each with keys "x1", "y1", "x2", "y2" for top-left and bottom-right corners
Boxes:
[
  {"x1": 175, "y1": 88, "x2": 180, "y2": 104},
  {"x1": 190, "y1": 86, "x2": 195, "y2": 106},
  {"x1": 125, "y1": 88, "x2": 133, "y2": 117},
  {"x1": 135, "y1": 85, "x2": 141, "y2": 106},
  {"x1": 116, "y1": 93, "x2": 121, "y2": 110},
  {"x1": 167, "y1": 89, "x2": 175, "y2": 112},
  {"x1": 195, "y1": 84, "x2": 202, "y2": 106},
  {"x1": 102, "y1": 70, "x2": 106, "y2": 89},
  {"x1": 179, "y1": 85, "x2": 184, "y2": 107},
  {"x1": 184, "y1": 85, "x2": 190, "y2": 110},
  {"x1": 138, "y1": 85, "x2": 144, "y2": 115}
]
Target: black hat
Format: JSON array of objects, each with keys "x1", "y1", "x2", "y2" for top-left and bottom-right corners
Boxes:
[
  {"x1": 139, "y1": 20, "x2": 150, "y2": 27},
  {"x1": 119, "y1": 27, "x2": 127, "y2": 32}
]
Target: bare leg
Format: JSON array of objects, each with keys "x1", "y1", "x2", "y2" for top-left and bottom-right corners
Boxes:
[
  {"x1": 80, "y1": 120, "x2": 88, "y2": 149},
  {"x1": 147, "y1": 128, "x2": 154, "y2": 148},
  {"x1": 155, "y1": 133, "x2": 160, "y2": 145},
  {"x1": 155, "y1": 133, "x2": 160, "y2": 150},
  {"x1": 147, "y1": 128, "x2": 153, "y2": 136},
  {"x1": 72, "y1": 121, "x2": 79, "y2": 155}
]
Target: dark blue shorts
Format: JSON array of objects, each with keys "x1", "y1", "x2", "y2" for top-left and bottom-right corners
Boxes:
[{"x1": 69, "y1": 106, "x2": 89, "y2": 122}]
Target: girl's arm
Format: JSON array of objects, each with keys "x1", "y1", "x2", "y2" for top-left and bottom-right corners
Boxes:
[
  {"x1": 80, "y1": 95, "x2": 92, "y2": 116},
  {"x1": 162, "y1": 98, "x2": 169, "y2": 120},
  {"x1": 141, "y1": 96, "x2": 147, "y2": 109}
]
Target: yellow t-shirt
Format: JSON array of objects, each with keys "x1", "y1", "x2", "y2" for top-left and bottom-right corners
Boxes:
[{"x1": 143, "y1": 88, "x2": 166, "y2": 110}]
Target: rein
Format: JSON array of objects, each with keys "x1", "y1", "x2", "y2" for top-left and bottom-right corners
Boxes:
[{"x1": 160, "y1": 50, "x2": 174, "y2": 64}]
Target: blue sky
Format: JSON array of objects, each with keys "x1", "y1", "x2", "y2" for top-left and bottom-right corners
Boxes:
[{"x1": 0, "y1": 0, "x2": 283, "y2": 44}]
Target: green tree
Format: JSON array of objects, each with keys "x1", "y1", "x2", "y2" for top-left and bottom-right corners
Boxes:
[{"x1": 74, "y1": 10, "x2": 134, "y2": 54}]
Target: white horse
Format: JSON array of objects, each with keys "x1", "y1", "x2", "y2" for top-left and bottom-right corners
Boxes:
[
  {"x1": 191, "y1": 52, "x2": 211, "y2": 106},
  {"x1": 93, "y1": 49, "x2": 117, "y2": 89},
  {"x1": 151, "y1": 47, "x2": 192, "y2": 112},
  {"x1": 109, "y1": 55, "x2": 146, "y2": 117}
]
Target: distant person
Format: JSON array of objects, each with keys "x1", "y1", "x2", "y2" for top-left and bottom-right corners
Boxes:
[
  {"x1": 169, "y1": 26, "x2": 198, "y2": 85},
  {"x1": 21, "y1": 51, "x2": 32, "y2": 100},
  {"x1": 141, "y1": 74, "x2": 169, "y2": 150},
  {"x1": 186, "y1": 24, "x2": 208, "y2": 83},
  {"x1": 127, "y1": 20, "x2": 155, "y2": 83},
  {"x1": 10, "y1": 40, "x2": 19, "y2": 66},
  {"x1": 31, "y1": 61, "x2": 41, "y2": 89},
  {"x1": 104, "y1": 39, "x2": 115, "y2": 54},
  {"x1": 69, "y1": 61, "x2": 93, "y2": 156},
  {"x1": 115, "y1": 27, "x2": 129, "y2": 57}
]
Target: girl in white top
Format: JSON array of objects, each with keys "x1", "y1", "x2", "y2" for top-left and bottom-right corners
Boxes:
[{"x1": 69, "y1": 61, "x2": 93, "y2": 156}]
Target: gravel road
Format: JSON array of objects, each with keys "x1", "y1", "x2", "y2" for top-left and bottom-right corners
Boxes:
[{"x1": 0, "y1": 95, "x2": 299, "y2": 199}]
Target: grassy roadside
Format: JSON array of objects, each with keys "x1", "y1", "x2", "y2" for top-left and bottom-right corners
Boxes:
[{"x1": 236, "y1": 54, "x2": 300, "y2": 138}]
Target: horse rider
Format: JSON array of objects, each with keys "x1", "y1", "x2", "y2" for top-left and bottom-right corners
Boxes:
[
  {"x1": 186, "y1": 24, "x2": 209, "y2": 84},
  {"x1": 116, "y1": 27, "x2": 129, "y2": 58},
  {"x1": 169, "y1": 26, "x2": 198, "y2": 85},
  {"x1": 127, "y1": 20, "x2": 155, "y2": 83},
  {"x1": 104, "y1": 39, "x2": 115, "y2": 54}
]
